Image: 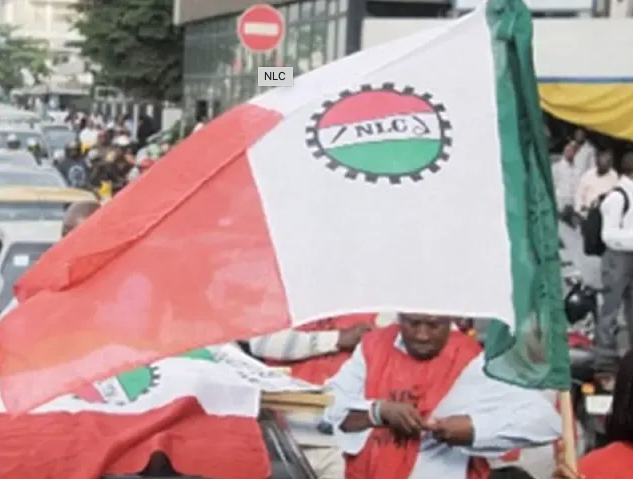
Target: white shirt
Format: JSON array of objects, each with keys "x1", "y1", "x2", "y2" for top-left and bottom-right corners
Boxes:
[
  {"x1": 574, "y1": 168, "x2": 618, "y2": 213},
  {"x1": 79, "y1": 128, "x2": 99, "y2": 147},
  {"x1": 574, "y1": 142, "x2": 597, "y2": 174},
  {"x1": 552, "y1": 159, "x2": 584, "y2": 210},
  {"x1": 600, "y1": 175, "x2": 633, "y2": 252},
  {"x1": 325, "y1": 337, "x2": 561, "y2": 479}
]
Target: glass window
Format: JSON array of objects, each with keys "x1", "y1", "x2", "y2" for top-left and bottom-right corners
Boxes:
[
  {"x1": 337, "y1": 16, "x2": 347, "y2": 57},
  {"x1": 0, "y1": 242, "x2": 53, "y2": 311},
  {"x1": 328, "y1": 0, "x2": 338, "y2": 16},
  {"x1": 315, "y1": 0, "x2": 328, "y2": 17}
]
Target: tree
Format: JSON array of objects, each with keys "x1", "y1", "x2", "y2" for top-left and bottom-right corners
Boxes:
[
  {"x1": 71, "y1": 0, "x2": 183, "y2": 101},
  {"x1": 0, "y1": 25, "x2": 49, "y2": 92}
]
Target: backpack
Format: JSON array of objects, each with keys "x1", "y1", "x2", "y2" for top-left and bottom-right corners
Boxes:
[{"x1": 581, "y1": 186, "x2": 629, "y2": 256}]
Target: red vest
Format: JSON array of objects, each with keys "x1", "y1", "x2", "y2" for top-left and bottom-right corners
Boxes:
[
  {"x1": 345, "y1": 324, "x2": 489, "y2": 479},
  {"x1": 579, "y1": 442, "x2": 633, "y2": 479},
  {"x1": 267, "y1": 313, "x2": 376, "y2": 385}
]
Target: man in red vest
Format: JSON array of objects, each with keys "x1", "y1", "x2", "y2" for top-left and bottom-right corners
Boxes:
[
  {"x1": 325, "y1": 313, "x2": 562, "y2": 479},
  {"x1": 249, "y1": 313, "x2": 379, "y2": 479}
]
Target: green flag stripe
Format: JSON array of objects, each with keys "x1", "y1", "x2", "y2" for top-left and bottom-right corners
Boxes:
[{"x1": 325, "y1": 139, "x2": 442, "y2": 175}]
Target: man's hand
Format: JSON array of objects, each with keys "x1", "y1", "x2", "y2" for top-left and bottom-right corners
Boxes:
[
  {"x1": 379, "y1": 401, "x2": 425, "y2": 435},
  {"x1": 551, "y1": 440, "x2": 585, "y2": 479},
  {"x1": 336, "y1": 324, "x2": 374, "y2": 351},
  {"x1": 424, "y1": 415, "x2": 474, "y2": 446}
]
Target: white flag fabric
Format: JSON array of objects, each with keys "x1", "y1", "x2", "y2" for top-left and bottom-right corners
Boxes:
[
  {"x1": 0, "y1": 0, "x2": 568, "y2": 410},
  {"x1": 0, "y1": 344, "x2": 321, "y2": 416}
]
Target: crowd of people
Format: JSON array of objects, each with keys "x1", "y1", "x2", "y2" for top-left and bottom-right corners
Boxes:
[
  {"x1": 30, "y1": 111, "x2": 176, "y2": 199},
  {"x1": 552, "y1": 127, "x2": 633, "y2": 391}
]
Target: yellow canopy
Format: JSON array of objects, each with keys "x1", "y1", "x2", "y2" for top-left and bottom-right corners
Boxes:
[{"x1": 539, "y1": 81, "x2": 633, "y2": 141}]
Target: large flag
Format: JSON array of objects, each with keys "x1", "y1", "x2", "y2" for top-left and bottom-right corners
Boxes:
[
  {"x1": 0, "y1": 0, "x2": 568, "y2": 411},
  {"x1": 0, "y1": 343, "x2": 319, "y2": 479}
]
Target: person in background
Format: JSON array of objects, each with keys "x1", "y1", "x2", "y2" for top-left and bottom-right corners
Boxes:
[
  {"x1": 79, "y1": 118, "x2": 99, "y2": 152},
  {"x1": 553, "y1": 141, "x2": 583, "y2": 226},
  {"x1": 249, "y1": 314, "x2": 380, "y2": 479},
  {"x1": 325, "y1": 313, "x2": 561, "y2": 479},
  {"x1": 6, "y1": 133, "x2": 20, "y2": 150},
  {"x1": 572, "y1": 128, "x2": 597, "y2": 174},
  {"x1": 575, "y1": 148, "x2": 618, "y2": 216},
  {"x1": 595, "y1": 152, "x2": 633, "y2": 389},
  {"x1": 553, "y1": 349, "x2": 633, "y2": 479},
  {"x1": 57, "y1": 140, "x2": 89, "y2": 189},
  {"x1": 26, "y1": 138, "x2": 44, "y2": 163}
]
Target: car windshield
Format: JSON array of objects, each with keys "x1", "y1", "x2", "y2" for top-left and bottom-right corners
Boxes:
[
  {"x1": 0, "y1": 131, "x2": 44, "y2": 149},
  {"x1": 0, "y1": 171, "x2": 65, "y2": 188},
  {"x1": 0, "y1": 202, "x2": 68, "y2": 221},
  {"x1": 0, "y1": 242, "x2": 53, "y2": 311},
  {"x1": 0, "y1": 152, "x2": 36, "y2": 167},
  {"x1": 43, "y1": 128, "x2": 75, "y2": 151}
]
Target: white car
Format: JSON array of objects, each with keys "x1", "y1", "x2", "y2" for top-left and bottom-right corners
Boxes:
[
  {"x1": 0, "y1": 164, "x2": 67, "y2": 188},
  {"x1": 0, "y1": 220, "x2": 61, "y2": 312}
]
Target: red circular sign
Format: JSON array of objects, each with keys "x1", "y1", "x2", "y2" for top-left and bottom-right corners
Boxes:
[{"x1": 238, "y1": 4, "x2": 285, "y2": 53}]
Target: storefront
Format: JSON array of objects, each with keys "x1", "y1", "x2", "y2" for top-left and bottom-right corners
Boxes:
[
  {"x1": 174, "y1": 0, "x2": 452, "y2": 123},
  {"x1": 176, "y1": 0, "x2": 363, "y2": 123}
]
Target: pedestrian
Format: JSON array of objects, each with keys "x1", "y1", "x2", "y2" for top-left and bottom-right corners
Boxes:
[
  {"x1": 325, "y1": 313, "x2": 561, "y2": 479},
  {"x1": 553, "y1": 141, "x2": 583, "y2": 226},
  {"x1": 575, "y1": 148, "x2": 618, "y2": 216},
  {"x1": 595, "y1": 152, "x2": 633, "y2": 390},
  {"x1": 572, "y1": 128, "x2": 597, "y2": 174}
]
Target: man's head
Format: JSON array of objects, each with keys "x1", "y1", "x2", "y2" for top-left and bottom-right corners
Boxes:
[
  {"x1": 62, "y1": 201, "x2": 100, "y2": 237},
  {"x1": 65, "y1": 140, "x2": 81, "y2": 160},
  {"x1": 398, "y1": 313, "x2": 453, "y2": 360},
  {"x1": 596, "y1": 149, "x2": 614, "y2": 175},
  {"x1": 622, "y1": 152, "x2": 633, "y2": 178},
  {"x1": 563, "y1": 141, "x2": 578, "y2": 163},
  {"x1": 6, "y1": 134, "x2": 20, "y2": 150},
  {"x1": 573, "y1": 128, "x2": 586, "y2": 144}
]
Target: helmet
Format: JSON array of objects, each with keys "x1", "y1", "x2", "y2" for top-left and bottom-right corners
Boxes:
[
  {"x1": 113, "y1": 135, "x2": 131, "y2": 148},
  {"x1": 86, "y1": 148, "x2": 101, "y2": 165},
  {"x1": 52, "y1": 149, "x2": 65, "y2": 163},
  {"x1": 65, "y1": 140, "x2": 81, "y2": 159},
  {"x1": 564, "y1": 281, "x2": 597, "y2": 324},
  {"x1": 26, "y1": 138, "x2": 40, "y2": 153},
  {"x1": 6, "y1": 133, "x2": 19, "y2": 149}
]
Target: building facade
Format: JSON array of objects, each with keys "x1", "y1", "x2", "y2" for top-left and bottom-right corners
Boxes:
[
  {"x1": 176, "y1": 0, "x2": 372, "y2": 122},
  {"x1": 0, "y1": 0, "x2": 81, "y2": 61},
  {"x1": 175, "y1": 0, "x2": 631, "y2": 123}
]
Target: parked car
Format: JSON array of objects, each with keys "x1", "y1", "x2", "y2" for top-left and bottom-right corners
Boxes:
[
  {"x1": 0, "y1": 126, "x2": 50, "y2": 159},
  {"x1": 0, "y1": 186, "x2": 97, "y2": 221},
  {"x1": 0, "y1": 149, "x2": 39, "y2": 168},
  {"x1": 0, "y1": 164, "x2": 67, "y2": 188},
  {"x1": 39, "y1": 123, "x2": 76, "y2": 154},
  {"x1": 0, "y1": 220, "x2": 61, "y2": 311}
]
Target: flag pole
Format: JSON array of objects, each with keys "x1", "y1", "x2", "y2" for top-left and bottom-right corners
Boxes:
[{"x1": 558, "y1": 390, "x2": 578, "y2": 472}]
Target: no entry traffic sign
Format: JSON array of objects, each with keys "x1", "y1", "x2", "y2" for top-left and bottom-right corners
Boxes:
[{"x1": 238, "y1": 4, "x2": 285, "y2": 53}]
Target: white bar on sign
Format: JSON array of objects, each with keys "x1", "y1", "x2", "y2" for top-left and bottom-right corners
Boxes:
[
  {"x1": 585, "y1": 395, "x2": 612, "y2": 415},
  {"x1": 244, "y1": 22, "x2": 279, "y2": 36}
]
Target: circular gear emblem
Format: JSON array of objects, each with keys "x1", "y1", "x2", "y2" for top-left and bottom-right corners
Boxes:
[
  {"x1": 73, "y1": 365, "x2": 160, "y2": 405},
  {"x1": 307, "y1": 83, "x2": 452, "y2": 184}
]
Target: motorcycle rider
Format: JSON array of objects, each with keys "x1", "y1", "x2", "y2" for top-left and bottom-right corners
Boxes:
[
  {"x1": 26, "y1": 138, "x2": 44, "y2": 163},
  {"x1": 6, "y1": 133, "x2": 20, "y2": 150},
  {"x1": 57, "y1": 140, "x2": 90, "y2": 189}
]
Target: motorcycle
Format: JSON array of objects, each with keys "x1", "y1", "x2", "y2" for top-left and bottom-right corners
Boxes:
[{"x1": 564, "y1": 276, "x2": 610, "y2": 453}]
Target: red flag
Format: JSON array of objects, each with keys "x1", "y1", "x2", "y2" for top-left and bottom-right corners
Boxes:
[
  {"x1": 0, "y1": 104, "x2": 289, "y2": 411},
  {"x1": 0, "y1": 398, "x2": 270, "y2": 479}
]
